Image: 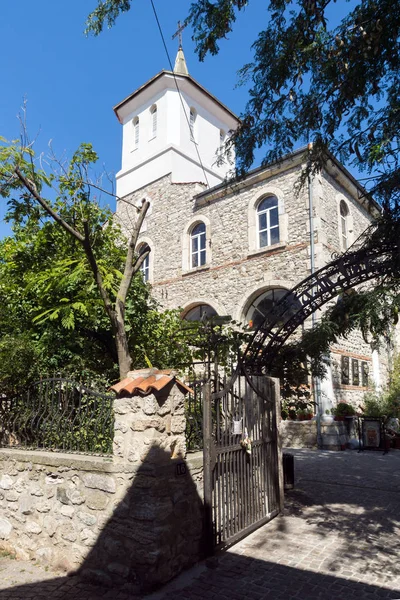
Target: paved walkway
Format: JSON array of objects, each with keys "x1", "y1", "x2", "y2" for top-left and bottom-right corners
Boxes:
[{"x1": 1, "y1": 449, "x2": 400, "y2": 599}]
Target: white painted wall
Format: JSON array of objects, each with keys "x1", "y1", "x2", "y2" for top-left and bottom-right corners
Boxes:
[{"x1": 115, "y1": 73, "x2": 237, "y2": 197}]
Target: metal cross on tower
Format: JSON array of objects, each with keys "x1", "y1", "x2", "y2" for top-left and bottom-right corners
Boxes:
[{"x1": 172, "y1": 20, "x2": 186, "y2": 48}]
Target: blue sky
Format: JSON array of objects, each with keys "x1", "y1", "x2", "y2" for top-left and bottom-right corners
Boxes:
[{"x1": 0, "y1": 0, "x2": 357, "y2": 239}]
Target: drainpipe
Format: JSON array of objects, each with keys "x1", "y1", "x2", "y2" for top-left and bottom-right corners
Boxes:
[{"x1": 307, "y1": 143, "x2": 323, "y2": 449}]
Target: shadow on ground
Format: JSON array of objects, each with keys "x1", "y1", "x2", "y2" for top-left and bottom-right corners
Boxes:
[{"x1": 0, "y1": 448, "x2": 400, "y2": 599}]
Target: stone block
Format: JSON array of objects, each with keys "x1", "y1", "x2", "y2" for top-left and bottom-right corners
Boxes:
[
  {"x1": 107, "y1": 562, "x2": 130, "y2": 578},
  {"x1": 61, "y1": 523, "x2": 77, "y2": 542},
  {"x1": 6, "y1": 490, "x2": 19, "y2": 502},
  {"x1": 0, "y1": 475, "x2": 13, "y2": 490},
  {"x1": 60, "y1": 505, "x2": 75, "y2": 518},
  {"x1": 43, "y1": 515, "x2": 58, "y2": 537},
  {"x1": 86, "y1": 490, "x2": 109, "y2": 511},
  {"x1": 26, "y1": 520, "x2": 42, "y2": 534},
  {"x1": 83, "y1": 473, "x2": 116, "y2": 494},
  {"x1": 80, "y1": 527, "x2": 97, "y2": 547},
  {"x1": 77, "y1": 511, "x2": 97, "y2": 526},
  {"x1": 171, "y1": 416, "x2": 186, "y2": 434},
  {"x1": 143, "y1": 396, "x2": 158, "y2": 416},
  {"x1": 19, "y1": 494, "x2": 34, "y2": 515},
  {"x1": 0, "y1": 517, "x2": 12, "y2": 539}
]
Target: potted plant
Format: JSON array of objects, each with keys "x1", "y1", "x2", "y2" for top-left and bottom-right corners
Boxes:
[{"x1": 332, "y1": 402, "x2": 356, "y2": 421}]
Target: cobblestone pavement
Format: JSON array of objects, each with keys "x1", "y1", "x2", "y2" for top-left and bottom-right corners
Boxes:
[{"x1": 1, "y1": 448, "x2": 400, "y2": 599}]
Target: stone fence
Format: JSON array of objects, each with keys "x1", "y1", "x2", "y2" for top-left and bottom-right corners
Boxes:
[
  {"x1": 279, "y1": 418, "x2": 354, "y2": 450},
  {"x1": 0, "y1": 369, "x2": 204, "y2": 594}
]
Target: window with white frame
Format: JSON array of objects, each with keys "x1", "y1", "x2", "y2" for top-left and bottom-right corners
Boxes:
[
  {"x1": 150, "y1": 105, "x2": 157, "y2": 139},
  {"x1": 257, "y1": 196, "x2": 279, "y2": 248},
  {"x1": 191, "y1": 222, "x2": 206, "y2": 268},
  {"x1": 340, "y1": 200, "x2": 349, "y2": 250},
  {"x1": 189, "y1": 108, "x2": 196, "y2": 141},
  {"x1": 139, "y1": 244, "x2": 150, "y2": 282},
  {"x1": 133, "y1": 116, "x2": 139, "y2": 150}
]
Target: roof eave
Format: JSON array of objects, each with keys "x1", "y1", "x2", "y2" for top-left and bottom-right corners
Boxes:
[{"x1": 113, "y1": 70, "x2": 240, "y2": 124}]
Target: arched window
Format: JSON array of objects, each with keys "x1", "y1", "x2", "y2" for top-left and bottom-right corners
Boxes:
[
  {"x1": 150, "y1": 105, "x2": 157, "y2": 138},
  {"x1": 340, "y1": 200, "x2": 349, "y2": 250},
  {"x1": 138, "y1": 244, "x2": 150, "y2": 282},
  {"x1": 257, "y1": 196, "x2": 279, "y2": 248},
  {"x1": 184, "y1": 304, "x2": 218, "y2": 322},
  {"x1": 245, "y1": 288, "x2": 299, "y2": 330},
  {"x1": 133, "y1": 117, "x2": 139, "y2": 149},
  {"x1": 191, "y1": 222, "x2": 206, "y2": 268},
  {"x1": 190, "y1": 108, "x2": 196, "y2": 141}
]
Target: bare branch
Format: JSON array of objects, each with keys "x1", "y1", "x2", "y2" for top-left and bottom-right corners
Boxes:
[
  {"x1": 14, "y1": 167, "x2": 85, "y2": 243},
  {"x1": 117, "y1": 200, "x2": 150, "y2": 306}
]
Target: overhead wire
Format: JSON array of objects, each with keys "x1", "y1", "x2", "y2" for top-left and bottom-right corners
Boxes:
[{"x1": 149, "y1": 0, "x2": 210, "y2": 189}]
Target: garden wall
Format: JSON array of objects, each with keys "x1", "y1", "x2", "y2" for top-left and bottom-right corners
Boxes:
[
  {"x1": 280, "y1": 419, "x2": 351, "y2": 450},
  {"x1": 0, "y1": 372, "x2": 205, "y2": 594}
]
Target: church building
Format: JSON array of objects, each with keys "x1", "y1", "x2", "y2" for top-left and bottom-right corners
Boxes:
[{"x1": 113, "y1": 46, "x2": 389, "y2": 412}]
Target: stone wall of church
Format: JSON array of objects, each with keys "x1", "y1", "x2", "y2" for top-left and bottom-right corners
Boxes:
[
  {"x1": 116, "y1": 162, "x2": 387, "y2": 409},
  {"x1": 122, "y1": 164, "x2": 314, "y2": 321}
]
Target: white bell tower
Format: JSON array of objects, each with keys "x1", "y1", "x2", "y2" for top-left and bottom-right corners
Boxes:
[{"x1": 114, "y1": 47, "x2": 239, "y2": 198}]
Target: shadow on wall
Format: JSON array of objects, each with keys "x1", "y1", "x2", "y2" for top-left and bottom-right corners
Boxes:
[
  {"x1": 0, "y1": 443, "x2": 204, "y2": 597},
  {"x1": 78, "y1": 443, "x2": 205, "y2": 592},
  {"x1": 2, "y1": 449, "x2": 400, "y2": 598}
]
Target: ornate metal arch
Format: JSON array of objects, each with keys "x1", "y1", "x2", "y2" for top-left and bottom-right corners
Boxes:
[{"x1": 242, "y1": 225, "x2": 400, "y2": 373}]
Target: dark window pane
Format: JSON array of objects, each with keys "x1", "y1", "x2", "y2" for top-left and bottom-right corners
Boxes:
[
  {"x1": 258, "y1": 196, "x2": 278, "y2": 212},
  {"x1": 258, "y1": 213, "x2": 267, "y2": 231},
  {"x1": 259, "y1": 230, "x2": 269, "y2": 247},
  {"x1": 192, "y1": 222, "x2": 205, "y2": 236},
  {"x1": 192, "y1": 253, "x2": 198, "y2": 268},
  {"x1": 199, "y1": 249, "x2": 206, "y2": 266},
  {"x1": 185, "y1": 303, "x2": 218, "y2": 321},
  {"x1": 270, "y1": 226, "x2": 280, "y2": 245},
  {"x1": 270, "y1": 207, "x2": 279, "y2": 227},
  {"x1": 341, "y1": 356, "x2": 349, "y2": 384},
  {"x1": 352, "y1": 359, "x2": 359, "y2": 386},
  {"x1": 192, "y1": 237, "x2": 198, "y2": 252},
  {"x1": 361, "y1": 362, "x2": 369, "y2": 387},
  {"x1": 200, "y1": 233, "x2": 206, "y2": 250}
]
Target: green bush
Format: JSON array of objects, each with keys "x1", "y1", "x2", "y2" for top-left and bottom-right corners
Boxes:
[{"x1": 332, "y1": 402, "x2": 356, "y2": 417}]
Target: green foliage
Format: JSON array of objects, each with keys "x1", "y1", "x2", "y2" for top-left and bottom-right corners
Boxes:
[
  {"x1": 188, "y1": 0, "x2": 400, "y2": 209},
  {"x1": 0, "y1": 136, "x2": 207, "y2": 388},
  {"x1": 363, "y1": 354, "x2": 400, "y2": 419},
  {"x1": 85, "y1": 0, "x2": 132, "y2": 35},
  {"x1": 269, "y1": 280, "x2": 400, "y2": 386},
  {"x1": 332, "y1": 402, "x2": 356, "y2": 417}
]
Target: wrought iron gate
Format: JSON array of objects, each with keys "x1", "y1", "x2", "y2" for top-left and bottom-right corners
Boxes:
[{"x1": 203, "y1": 371, "x2": 282, "y2": 552}]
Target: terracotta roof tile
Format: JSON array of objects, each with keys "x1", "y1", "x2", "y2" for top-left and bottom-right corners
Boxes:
[{"x1": 110, "y1": 369, "x2": 193, "y2": 397}]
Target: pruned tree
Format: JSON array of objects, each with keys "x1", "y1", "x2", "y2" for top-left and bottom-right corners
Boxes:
[{"x1": 0, "y1": 135, "x2": 150, "y2": 379}]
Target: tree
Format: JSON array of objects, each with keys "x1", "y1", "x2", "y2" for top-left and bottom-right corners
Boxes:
[
  {"x1": 86, "y1": 0, "x2": 400, "y2": 211},
  {"x1": 0, "y1": 139, "x2": 200, "y2": 387},
  {"x1": 0, "y1": 136, "x2": 154, "y2": 380}
]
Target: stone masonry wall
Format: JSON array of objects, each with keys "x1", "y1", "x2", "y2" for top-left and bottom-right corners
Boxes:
[
  {"x1": 116, "y1": 161, "x2": 390, "y2": 410},
  {"x1": 0, "y1": 381, "x2": 205, "y2": 594}
]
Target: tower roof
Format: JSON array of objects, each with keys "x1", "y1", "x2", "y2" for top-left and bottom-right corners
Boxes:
[
  {"x1": 113, "y1": 70, "x2": 239, "y2": 126},
  {"x1": 174, "y1": 46, "x2": 189, "y2": 75}
]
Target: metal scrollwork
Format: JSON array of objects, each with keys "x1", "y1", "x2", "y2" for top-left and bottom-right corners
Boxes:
[{"x1": 242, "y1": 223, "x2": 400, "y2": 373}]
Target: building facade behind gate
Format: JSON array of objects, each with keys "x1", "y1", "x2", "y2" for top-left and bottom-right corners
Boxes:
[{"x1": 114, "y1": 47, "x2": 392, "y2": 412}]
